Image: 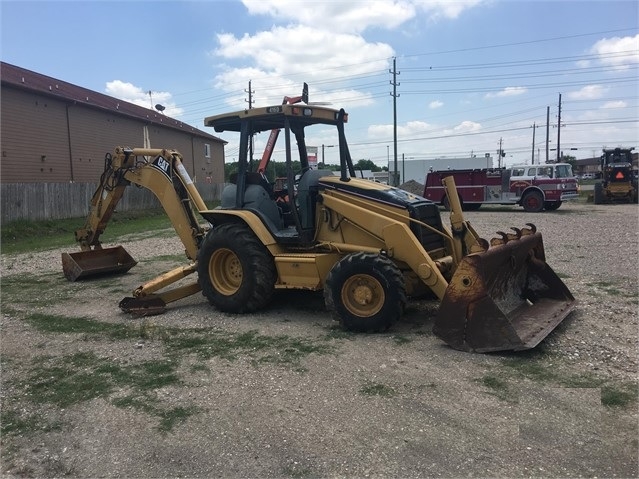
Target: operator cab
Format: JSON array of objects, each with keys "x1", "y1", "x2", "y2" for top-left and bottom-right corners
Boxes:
[{"x1": 204, "y1": 99, "x2": 356, "y2": 245}]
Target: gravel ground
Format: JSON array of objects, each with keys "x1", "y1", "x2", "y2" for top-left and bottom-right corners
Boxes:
[{"x1": 1, "y1": 200, "x2": 638, "y2": 478}]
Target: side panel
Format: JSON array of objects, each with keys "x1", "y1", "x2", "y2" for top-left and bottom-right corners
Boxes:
[
  {"x1": 0, "y1": 88, "x2": 72, "y2": 182},
  {"x1": 423, "y1": 169, "x2": 507, "y2": 205},
  {"x1": 68, "y1": 107, "x2": 142, "y2": 182}
]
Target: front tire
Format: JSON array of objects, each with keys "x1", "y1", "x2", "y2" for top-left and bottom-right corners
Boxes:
[
  {"x1": 324, "y1": 253, "x2": 406, "y2": 332},
  {"x1": 544, "y1": 201, "x2": 562, "y2": 211},
  {"x1": 197, "y1": 223, "x2": 276, "y2": 313},
  {"x1": 522, "y1": 190, "x2": 544, "y2": 212}
]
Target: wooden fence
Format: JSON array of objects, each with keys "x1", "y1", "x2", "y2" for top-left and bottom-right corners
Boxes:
[{"x1": 1, "y1": 182, "x2": 223, "y2": 225}]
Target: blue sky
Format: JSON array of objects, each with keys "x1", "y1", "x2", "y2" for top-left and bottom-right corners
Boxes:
[{"x1": 2, "y1": 0, "x2": 638, "y2": 169}]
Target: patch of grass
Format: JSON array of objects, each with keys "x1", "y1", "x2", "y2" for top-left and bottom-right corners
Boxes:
[
  {"x1": 475, "y1": 374, "x2": 518, "y2": 403},
  {"x1": 282, "y1": 463, "x2": 314, "y2": 478},
  {"x1": 26, "y1": 352, "x2": 181, "y2": 407},
  {"x1": 21, "y1": 311, "x2": 329, "y2": 367},
  {"x1": 601, "y1": 383, "x2": 638, "y2": 408},
  {"x1": 158, "y1": 406, "x2": 199, "y2": 432},
  {"x1": 21, "y1": 351, "x2": 190, "y2": 430},
  {"x1": 1, "y1": 209, "x2": 173, "y2": 255},
  {"x1": 557, "y1": 372, "x2": 605, "y2": 389},
  {"x1": 111, "y1": 395, "x2": 198, "y2": 432},
  {"x1": 0, "y1": 409, "x2": 63, "y2": 436},
  {"x1": 23, "y1": 313, "x2": 169, "y2": 343},
  {"x1": 360, "y1": 382, "x2": 396, "y2": 397},
  {"x1": 323, "y1": 325, "x2": 356, "y2": 340},
  {"x1": 25, "y1": 313, "x2": 133, "y2": 337},
  {"x1": 165, "y1": 329, "x2": 333, "y2": 366},
  {"x1": 0, "y1": 274, "x2": 77, "y2": 306},
  {"x1": 190, "y1": 363, "x2": 210, "y2": 373},
  {"x1": 497, "y1": 356, "x2": 638, "y2": 409},
  {"x1": 503, "y1": 355, "x2": 559, "y2": 383},
  {"x1": 392, "y1": 335, "x2": 412, "y2": 345},
  {"x1": 590, "y1": 281, "x2": 637, "y2": 300}
]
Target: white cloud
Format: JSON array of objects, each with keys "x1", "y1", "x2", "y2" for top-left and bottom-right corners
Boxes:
[
  {"x1": 242, "y1": 0, "x2": 485, "y2": 33},
  {"x1": 213, "y1": 25, "x2": 393, "y2": 107},
  {"x1": 368, "y1": 119, "x2": 432, "y2": 138},
  {"x1": 215, "y1": 26, "x2": 392, "y2": 75},
  {"x1": 601, "y1": 100, "x2": 627, "y2": 109},
  {"x1": 590, "y1": 34, "x2": 639, "y2": 70},
  {"x1": 429, "y1": 100, "x2": 444, "y2": 109},
  {"x1": 211, "y1": 1, "x2": 487, "y2": 113},
  {"x1": 453, "y1": 120, "x2": 481, "y2": 133},
  {"x1": 413, "y1": 0, "x2": 485, "y2": 21},
  {"x1": 105, "y1": 80, "x2": 183, "y2": 117},
  {"x1": 242, "y1": 1, "x2": 414, "y2": 34},
  {"x1": 484, "y1": 86, "x2": 527, "y2": 99},
  {"x1": 567, "y1": 84, "x2": 608, "y2": 100}
]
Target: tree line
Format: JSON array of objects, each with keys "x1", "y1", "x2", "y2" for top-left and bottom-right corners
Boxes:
[{"x1": 223, "y1": 159, "x2": 386, "y2": 182}]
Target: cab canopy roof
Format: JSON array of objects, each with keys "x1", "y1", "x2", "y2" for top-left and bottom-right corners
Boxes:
[{"x1": 204, "y1": 104, "x2": 347, "y2": 133}]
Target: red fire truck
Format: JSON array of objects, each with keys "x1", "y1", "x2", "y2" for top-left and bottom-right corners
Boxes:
[{"x1": 422, "y1": 163, "x2": 579, "y2": 212}]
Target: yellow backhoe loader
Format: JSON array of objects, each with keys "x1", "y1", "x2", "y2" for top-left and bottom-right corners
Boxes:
[{"x1": 62, "y1": 91, "x2": 575, "y2": 353}]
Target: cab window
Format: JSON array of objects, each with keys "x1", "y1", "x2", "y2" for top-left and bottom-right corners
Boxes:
[
  {"x1": 555, "y1": 164, "x2": 573, "y2": 178},
  {"x1": 511, "y1": 167, "x2": 525, "y2": 177},
  {"x1": 538, "y1": 167, "x2": 553, "y2": 177}
]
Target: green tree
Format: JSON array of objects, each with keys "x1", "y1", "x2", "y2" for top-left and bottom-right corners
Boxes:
[
  {"x1": 561, "y1": 155, "x2": 577, "y2": 170},
  {"x1": 354, "y1": 159, "x2": 381, "y2": 172}
]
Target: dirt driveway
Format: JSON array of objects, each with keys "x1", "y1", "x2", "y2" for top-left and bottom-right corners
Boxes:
[{"x1": 1, "y1": 201, "x2": 637, "y2": 478}]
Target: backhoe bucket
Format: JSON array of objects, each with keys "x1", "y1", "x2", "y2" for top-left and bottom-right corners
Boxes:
[
  {"x1": 62, "y1": 246, "x2": 137, "y2": 282},
  {"x1": 433, "y1": 232, "x2": 575, "y2": 353}
]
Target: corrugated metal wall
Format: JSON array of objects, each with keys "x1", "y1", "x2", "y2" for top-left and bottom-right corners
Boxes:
[
  {"x1": 1, "y1": 89, "x2": 73, "y2": 182},
  {"x1": 1, "y1": 86, "x2": 227, "y2": 224}
]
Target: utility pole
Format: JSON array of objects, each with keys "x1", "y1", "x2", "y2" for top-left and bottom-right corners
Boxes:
[
  {"x1": 498, "y1": 138, "x2": 503, "y2": 168},
  {"x1": 531, "y1": 122, "x2": 536, "y2": 165},
  {"x1": 390, "y1": 57, "x2": 400, "y2": 186},
  {"x1": 245, "y1": 80, "x2": 255, "y2": 162},
  {"x1": 556, "y1": 93, "x2": 562, "y2": 163},
  {"x1": 545, "y1": 106, "x2": 550, "y2": 164}
]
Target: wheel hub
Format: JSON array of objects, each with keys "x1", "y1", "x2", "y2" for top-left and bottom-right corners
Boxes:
[
  {"x1": 342, "y1": 274, "x2": 384, "y2": 317},
  {"x1": 352, "y1": 283, "x2": 374, "y2": 305}
]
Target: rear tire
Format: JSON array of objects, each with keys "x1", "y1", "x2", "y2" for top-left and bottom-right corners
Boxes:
[
  {"x1": 593, "y1": 182, "x2": 604, "y2": 204},
  {"x1": 324, "y1": 253, "x2": 406, "y2": 332},
  {"x1": 197, "y1": 223, "x2": 276, "y2": 313},
  {"x1": 522, "y1": 190, "x2": 544, "y2": 212},
  {"x1": 464, "y1": 203, "x2": 482, "y2": 211},
  {"x1": 544, "y1": 201, "x2": 562, "y2": 211}
]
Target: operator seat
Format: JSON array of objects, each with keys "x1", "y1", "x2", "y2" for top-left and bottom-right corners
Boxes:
[
  {"x1": 221, "y1": 172, "x2": 283, "y2": 230},
  {"x1": 296, "y1": 169, "x2": 334, "y2": 230}
]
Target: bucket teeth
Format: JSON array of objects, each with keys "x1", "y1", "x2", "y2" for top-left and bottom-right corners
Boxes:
[
  {"x1": 489, "y1": 224, "x2": 537, "y2": 247},
  {"x1": 510, "y1": 227, "x2": 522, "y2": 239},
  {"x1": 471, "y1": 237, "x2": 490, "y2": 253},
  {"x1": 490, "y1": 231, "x2": 509, "y2": 246}
]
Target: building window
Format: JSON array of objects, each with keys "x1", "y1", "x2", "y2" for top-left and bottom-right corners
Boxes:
[{"x1": 204, "y1": 143, "x2": 211, "y2": 158}]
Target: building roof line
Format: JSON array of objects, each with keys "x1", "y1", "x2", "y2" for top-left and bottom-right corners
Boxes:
[{"x1": 0, "y1": 61, "x2": 226, "y2": 144}]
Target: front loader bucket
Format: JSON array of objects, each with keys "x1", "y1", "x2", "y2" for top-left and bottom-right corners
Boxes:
[
  {"x1": 433, "y1": 232, "x2": 575, "y2": 353},
  {"x1": 62, "y1": 246, "x2": 137, "y2": 282}
]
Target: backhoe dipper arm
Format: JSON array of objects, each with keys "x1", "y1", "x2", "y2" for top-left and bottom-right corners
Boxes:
[
  {"x1": 442, "y1": 175, "x2": 488, "y2": 258},
  {"x1": 75, "y1": 147, "x2": 208, "y2": 260},
  {"x1": 75, "y1": 150, "x2": 136, "y2": 251}
]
